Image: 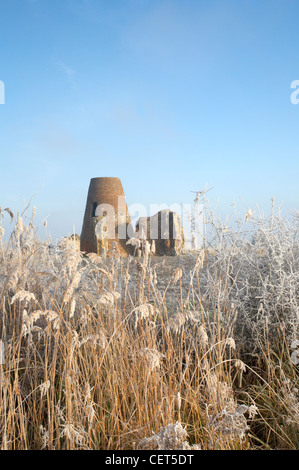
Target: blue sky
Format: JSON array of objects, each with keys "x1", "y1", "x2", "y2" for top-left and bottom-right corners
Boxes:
[{"x1": 0, "y1": 0, "x2": 298, "y2": 241}]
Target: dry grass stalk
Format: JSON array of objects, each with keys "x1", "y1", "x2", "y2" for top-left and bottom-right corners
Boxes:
[{"x1": 0, "y1": 197, "x2": 298, "y2": 450}]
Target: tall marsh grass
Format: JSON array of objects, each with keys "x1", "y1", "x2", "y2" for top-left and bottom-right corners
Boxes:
[{"x1": 0, "y1": 199, "x2": 298, "y2": 450}]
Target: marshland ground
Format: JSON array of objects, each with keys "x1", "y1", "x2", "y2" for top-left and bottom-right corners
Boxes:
[{"x1": 0, "y1": 199, "x2": 298, "y2": 450}]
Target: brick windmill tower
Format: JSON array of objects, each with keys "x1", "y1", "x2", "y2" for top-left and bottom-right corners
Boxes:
[{"x1": 80, "y1": 177, "x2": 133, "y2": 256}]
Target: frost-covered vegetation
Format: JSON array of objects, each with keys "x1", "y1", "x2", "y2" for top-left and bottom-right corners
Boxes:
[{"x1": 0, "y1": 198, "x2": 298, "y2": 450}]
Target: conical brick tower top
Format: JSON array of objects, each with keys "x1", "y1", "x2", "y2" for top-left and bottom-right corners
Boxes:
[{"x1": 80, "y1": 177, "x2": 133, "y2": 256}]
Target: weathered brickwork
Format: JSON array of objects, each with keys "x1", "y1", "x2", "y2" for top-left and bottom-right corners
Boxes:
[
  {"x1": 80, "y1": 178, "x2": 184, "y2": 257},
  {"x1": 80, "y1": 177, "x2": 134, "y2": 256},
  {"x1": 136, "y1": 210, "x2": 184, "y2": 256}
]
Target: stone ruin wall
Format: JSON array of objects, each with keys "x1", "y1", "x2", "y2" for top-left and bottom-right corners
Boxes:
[
  {"x1": 136, "y1": 210, "x2": 184, "y2": 256},
  {"x1": 80, "y1": 177, "x2": 185, "y2": 257}
]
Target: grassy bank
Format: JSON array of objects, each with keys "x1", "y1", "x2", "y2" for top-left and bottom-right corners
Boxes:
[{"x1": 0, "y1": 201, "x2": 298, "y2": 450}]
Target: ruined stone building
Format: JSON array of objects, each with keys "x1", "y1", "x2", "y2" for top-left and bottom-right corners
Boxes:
[
  {"x1": 80, "y1": 177, "x2": 184, "y2": 257},
  {"x1": 80, "y1": 177, "x2": 134, "y2": 256},
  {"x1": 136, "y1": 210, "x2": 184, "y2": 256}
]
